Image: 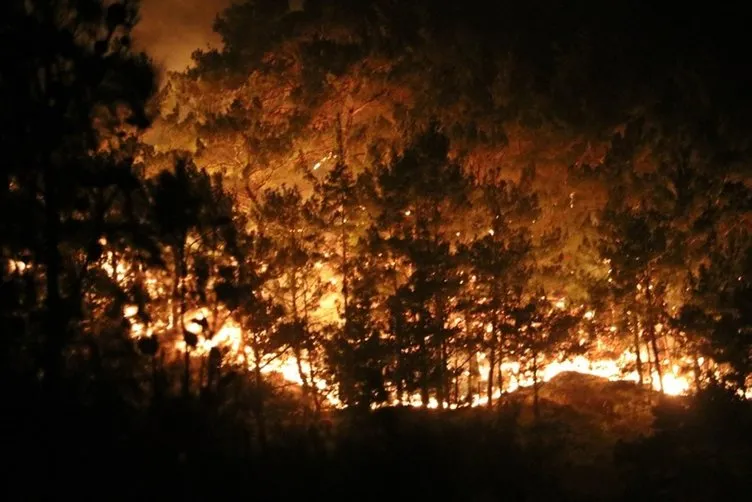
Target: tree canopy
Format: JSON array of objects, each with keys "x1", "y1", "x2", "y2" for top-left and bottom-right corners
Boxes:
[{"x1": 2, "y1": 1, "x2": 752, "y2": 499}]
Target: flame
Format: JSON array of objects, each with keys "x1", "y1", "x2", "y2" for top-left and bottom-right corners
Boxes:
[
  {"x1": 7, "y1": 259, "x2": 28, "y2": 274},
  {"x1": 165, "y1": 314, "x2": 343, "y2": 406},
  {"x1": 661, "y1": 371, "x2": 691, "y2": 396},
  {"x1": 103, "y1": 248, "x2": 730, "y2": 409},
  {"x1": 131, "y1": 308, "x2": 702, "y2": 407},
  {"x1": 123, "y1": 304, "x2": 139, "y2": 318},
  {"x1": 100, "y1": 252, "x2": 128, "y2": 282}
]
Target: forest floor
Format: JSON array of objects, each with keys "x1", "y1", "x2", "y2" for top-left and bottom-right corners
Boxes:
[{"x1": 5, "y1": 372, "x2": 743, "y2": 502}]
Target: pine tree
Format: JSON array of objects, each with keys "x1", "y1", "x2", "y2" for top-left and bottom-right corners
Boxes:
[
  {"x1": 0, "y1": 0, "x2": 155, "y2": 393},
  {"x1": 214, "y1": 222, "x2": 285, "y2": 450},
  {"x1": 150, "y1": 156, "x2": 234, "y2": 396},
  {"x1": 679, "y1": 229, "x2": 752, "y2": 392},
  {"x1": 461, "y1": 177, "x2": 538, "y2": 406},
  {"x1": 511, "y1": 295, "x2": 577, "y2": 420},
  {"x1": 255, "y1": 186, "x2": 329, "y2": 416},
  {"x1": 375, "y1": 126, "x2": 470, "y2": 407}
]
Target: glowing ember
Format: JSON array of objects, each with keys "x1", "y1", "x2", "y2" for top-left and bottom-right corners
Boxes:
[
  {"x1": 123, "y1": 305, "x2": 139, "y2": 318},
  {"x1": 107, "y1": 252, "x2": 734, "y2": 410},
  {"x1": 661, "y1": 371, "x2": 691, "y2": 396},
  {"x1": 7, "y1": 259, "x2": 28, "y2": 274},
  {"x1": 129, "y1": 299, "x2": 702, "y2": 408}
]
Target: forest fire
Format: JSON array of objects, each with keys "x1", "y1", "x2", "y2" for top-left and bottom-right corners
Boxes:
[
  {"x1": 123, "y1": 294, "x2": 698, "y2": 409},
  {"x1": 4, "y1": 1, "x2": 752, "y2": 499},
  {"x1": 97, "y1": 195, "x2": 731, "y2": 411}
]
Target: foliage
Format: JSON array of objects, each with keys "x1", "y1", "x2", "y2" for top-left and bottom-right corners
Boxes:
[{"x1": 2, "y1": 1, "x2": 752, "y2": 500}]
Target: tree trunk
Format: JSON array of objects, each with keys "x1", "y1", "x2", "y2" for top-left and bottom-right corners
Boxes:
[
  {"x1": 453, "y1": 369, "x2": 459, "y2": 407},
  {"x1": 437, "y1": 339, "x2": 447, "y2": 408},
  {"x1": 648, "y1": 331, "x2": 663, "y2": 393},
  {"x1": 290, "y1": 261, "x2": 315, "y2": 416},
  {"x1": 693, "y1": 350, "x2": 703, "y2": 393},
  {"x1": 42, "y1": 169, "x2": 64, "y2": 395},
  {"x1": 339, "y1": 190, "x2": 351, "y2": 411},
  {"x1": 199, "y1": 356, "x2": 207, "y2": 390},
  {"x1": 178, "y1": 239, "x2": 192, "y2": 398},
  {"x1": 178, "y1": 244, "x2": 187, "y2": 331},
  {"x1": 644, "y1": 281, "x2": 663, "y2": 393},
  {"x1": 420, "y1": 337, "x2": 429, "y2": 408},
  {"x1": 294, "y1": 346, "x2": 313, "y2": 415},
  {"x1": 301, "y1": 286, "x2": 321, "y2": 417},
  {"x1": 151, "y1": 354, "x2": 161, "y2": 405},
  {"x1": 307, "y1": 349, "x2": 321, "y2": 416},
  {"x1": 340, "y1": 208, "x2": 349, "y2": 326},
  {"x1": 396, "y1": 373, "x2": 404, "y2": 406},
  {"x1": 468, "y1": 353, "x2": 479, "y2": 403},
  {"x1": 497, "y1": 347, "x2": 504, "y2": 395},
  {"x1": 173, "y1": 241, "x2": 187, "y2": 332},
  {"x1": 632, "y1": 311, "x2": 644, "y2": 387},
  {"x1": 499, "y1": 360, "x2": 506, "y2": 399},
  {"x1": 487, "y1": 346, "x2": 495, "y2": 408},
  {"x1": 171, "y1": 279, "x2": 179, "y2": 332},
  {"x1": 252, "y1": 352, "x2": 268, "y2": 452},
  {"x1": 183, "y1": 348, "x2": 191, "y2": 397},
  {"x1": 532, "y1": 349, "x2": 540, "y2": 421}
]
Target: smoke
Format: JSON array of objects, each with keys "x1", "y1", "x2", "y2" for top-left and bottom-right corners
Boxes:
[{"x1": 133, "y1": 0, "x2": 232, "y2": 72}]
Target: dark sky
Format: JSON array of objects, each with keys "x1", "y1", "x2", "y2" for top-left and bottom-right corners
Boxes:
[{"x1": 133, "y1": 0, "x2": 232, "y2": 72}]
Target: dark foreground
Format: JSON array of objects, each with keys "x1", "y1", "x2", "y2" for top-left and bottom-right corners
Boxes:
[{"x1": 2, "y1": 373, "x2": 751, "y2": 502}]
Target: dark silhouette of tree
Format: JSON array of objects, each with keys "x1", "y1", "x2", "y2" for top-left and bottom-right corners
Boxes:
[
  {"x1": 375, "y1": 126, "x2": 470, "y2": 407},
  {"x1": 511, "y1": 296, "x2": 578, "y2": 420},
  {"x1": 214, "y1": 220, "x2": 286, "y2": 450},
  {"x1": 255, "y1": 185, "x2": 330, "y2": 416},
  {"x1": 313, "y1": 157, "x2": 363, "y2": 337},
  {"x1": 616, "y1": 387, "x2": 752, "y2": 502},
  {"x1": 312, "y1": 150, "x2": 390, "y2": 409},
  {"x1": 150, "y1": 156, "x2": 234, "y2": 396},
  {"x1": 3, "y1": 1, "x2": 752, "y2": 499},
  {"x1": 325, "y1": 249, "x2": 389, "y2": 410},
  {"x1": 461, "y1": 173, "x2": 538, "y2": 406},
  {"x1": 0, "y1": 0, "x2": 155, "y2": 393},
  {"x1": 600, "y1": 206, "x2": 671, "y2": 391},
  {"x1": 678, "y1": 230, "x2": 752, "y2": 392}
]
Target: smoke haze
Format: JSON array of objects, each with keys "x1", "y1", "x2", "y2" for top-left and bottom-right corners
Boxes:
[{"x1": 133, "y1": 0, "x2": 232, "y2": 72}]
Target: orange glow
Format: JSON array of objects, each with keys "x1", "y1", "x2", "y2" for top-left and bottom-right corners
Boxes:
[
  {"x1": 105, "y1": 249, "x2": 736, "y2": 409},
  {"x1": 129, "y1": 307, "x2": 706, "y2": 406},
  {"x1": 123, "y1": 305, "x2": 139, "y2": 318},
  {"x1": 133, "y1": 296, "x2": 704, "y2": 407}
]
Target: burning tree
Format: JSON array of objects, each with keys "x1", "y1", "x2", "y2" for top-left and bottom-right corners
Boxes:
[
  {"x1": 149, "y1": 156, "x2": 236, "y2": 395},
  {"x1": 374, "y1": 126, "x2": 470, "y2": 407},
  {"x1": 4, "y1": 0, "x2": 750, "y2": 426},
  {"x1": 679, "y1": 229, "x2": 752, "y2": 394},
  {"x1": 461, "y1": 170, "x2": 539, "y2": 406},
  {"x1": 254, "y1": 185, "x2": 332, "y2": 416},
  {"x1": 511, "y1": 296, "x2": 578, "y2": 419},
  {"x1": 213, "y1": 221, "x2": 287, "y2": 449}
]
